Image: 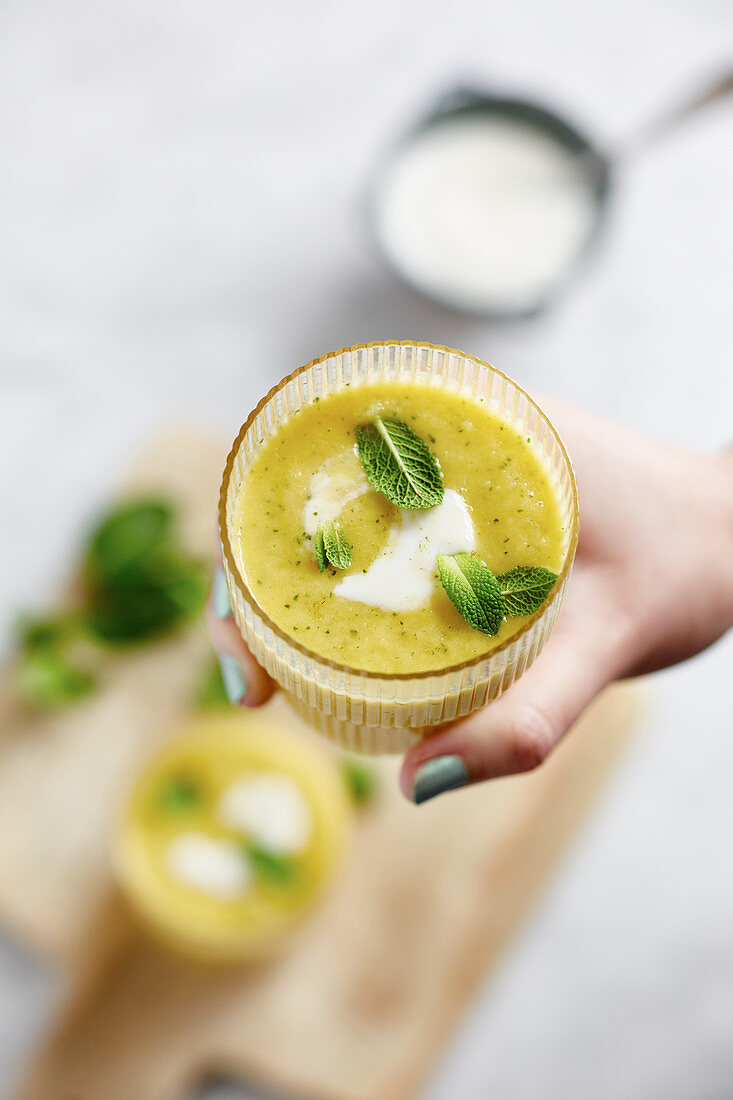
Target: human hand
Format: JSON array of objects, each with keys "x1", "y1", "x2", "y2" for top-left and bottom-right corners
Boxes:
[
  {"x1": 207, "y1": 398, "x2": 733, "y2": 803},
  {"x1": 403, "y1": 399, "x2": 733, "y2": 803},
  {"x1": 206, "y1": 552, "x2": 275, "y2": 709}
]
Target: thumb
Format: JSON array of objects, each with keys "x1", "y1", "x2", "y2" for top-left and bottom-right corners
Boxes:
[
  {"x1": 207, "y1": 565, "x2": 276, "y2": 708},
  {"x1": 400, "y1": 618, "x2": 625, "y2": 804}
]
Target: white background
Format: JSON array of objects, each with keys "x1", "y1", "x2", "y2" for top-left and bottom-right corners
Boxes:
[{"x1": 1, "y1": 1, "x2": 732, "y2": 1097}]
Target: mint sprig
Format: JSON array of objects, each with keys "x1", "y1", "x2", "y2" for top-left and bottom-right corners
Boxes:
[
  {"x1": 15, "y1": 497, "x2": 209, "y2": 710},
  {"x1": 436, "y1": 553, "x2": 505, "y2": 635},
  {"x1": 157, "y1": 775, "x2": 201, "y2": 813},
  {"x1": 496, "y1": 566, "x2": 559, "y2": 616},
  {"x1": 243, "y1": 842, "x2": 299, "y2": 888},
  {"x1": 356, "y1": 416, "x2": 444, "y2": 510},
  {"x1": 17, "y1": 646, "x2": 95, "y2": 709},
  {"x1": 341, "y1": 757, "x2": 378, "y2": 806},
  {"x1": 314, "y1": 519, "x2": 351, "y2": 572},
  {"x1": 15, "y1": 613, "x2": 95, "y2": 709},
  {"x1": 314, "y1": 527, "x2": 327, "y2": 572}
]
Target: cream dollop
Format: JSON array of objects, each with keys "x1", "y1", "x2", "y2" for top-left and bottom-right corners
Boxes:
[
  {"x1": 218, "y1": 774, "x2": 312, "y2": 856},
  {"x1": 376, "y1": 115, "x2": 597, "y2": 313},
  {"x1": 167, "y1": 832, "x2": 252, "y2": 898},
  {"x1": 334, "y1": 488, "x2": 474, "y2": 612},
  {"x1": 303, "y1": 448, "x2": 370, "y2": 536}
]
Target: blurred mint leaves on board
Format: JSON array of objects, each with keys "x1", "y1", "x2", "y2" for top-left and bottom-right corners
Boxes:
[
  {"x1": 85, "y1": 500, "x2": 208, "y2": 644},
  {"x1": 16, "y1": 637, "x2": 95, "y2": 709},
  {"x1": 16, "y1": 497, "x2": 209, "y2": 710}
]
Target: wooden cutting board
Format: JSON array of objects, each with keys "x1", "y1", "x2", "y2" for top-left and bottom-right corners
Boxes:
[
  {"x1": 0, "y1": 430, "x2": 220, "y2": 963},
  {"x1": 0, "y1": 431, "x2": 643, "y2": 1100}
]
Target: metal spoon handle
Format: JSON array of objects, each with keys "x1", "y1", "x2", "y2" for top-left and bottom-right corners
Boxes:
[{"x1": 619, "y1": 67, "x2": 733, "y2": 160}]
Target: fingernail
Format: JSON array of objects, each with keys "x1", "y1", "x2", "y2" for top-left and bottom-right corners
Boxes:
[
  {"x1": 218, "y1": 653, "x2": 247, "y2": 705},
  {"x1": 413, "y1": 756, "x2": 469, "y2": 804},
  {"x1": 212, "y1": 568, "x2": 232, "y2": 619}
]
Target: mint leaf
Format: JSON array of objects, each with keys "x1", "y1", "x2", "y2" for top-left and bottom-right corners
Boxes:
[
  {"x1": 157, "y1": 775, "x2": 201, "y2": 813},
  {"x1": 322, "y1": 519, "x2": 351, "y2": 569},
  {"x1": 15, "y1": 611, "x2": 93, "y2": 708},
  {"x1": 356, "y1": 416, "x2": 443, "y2": 510},
  {"x1": 17, "y1": 648, "x2": 95, "y2": 709},
  {"x1": 436, "y1": 553, "x2": 505, "y2": 635},
  {"x1": 341, "y1": 758, "x2": 378, "y2": 806},
  {"x1": 16, "y1": 613, "x2": 80, "y2": 652},
  {"x1": 314, "y1": 527, "x2": 327, "y2": 572},
  {"x1": 86, "y1": 550, "x2": 208, "y2": 645},
  {"x1": 244, "y1": 843, "x2": 299, "y2": 887},
  {"x1": 87, "y1": 499, "x2": 173, "y2": 585},
  {"x1": 496, "y1": 566, "x2": 558, "y2": 616},
  {"x1": 85, "y1": 499, "x2": 208, "y2": 646},
  {"x1": 15, "y1": 495, "x2": 211, "y2": 711},
  {"x1": 314, "y1": 520, "x2": 351, "y2": 571}
]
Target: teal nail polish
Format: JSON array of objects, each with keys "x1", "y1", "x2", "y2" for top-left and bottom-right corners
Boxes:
[
  {"x1": 413, "y1": 755, "x2": 469, "y2": 804},
  {"x1": 212, "y1": 568, "x2": 232, "y2": 619},
  {"x1": 219, "y1": 653, "x2": 247, "y2": 705}
]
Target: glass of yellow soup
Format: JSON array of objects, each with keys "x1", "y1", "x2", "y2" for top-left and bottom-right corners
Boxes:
[
  {"x1": 117, "y1": 713, "x2": 350, "y2": 962},
  {"x1": 219, "y1": 342, "x2": 578, "y2": 753}
]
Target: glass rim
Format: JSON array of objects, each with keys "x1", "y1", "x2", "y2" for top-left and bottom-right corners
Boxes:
[{"x1": 218, "y1": 340, "x2": 580, "y2": 683}]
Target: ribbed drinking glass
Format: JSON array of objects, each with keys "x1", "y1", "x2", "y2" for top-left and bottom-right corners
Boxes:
[{"x1": 219, "y1": 342, "x2": 579, "y2": 753}]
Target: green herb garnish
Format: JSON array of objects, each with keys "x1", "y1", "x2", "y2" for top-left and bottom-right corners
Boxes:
[
  {"x1": 157, "y1": 775, "x2": 201, "y2": 812},
  {"x1": 244, "y1": 843, "x2": 299, "y2": 887},
  {"x1": 15, "y1": 613, "x2": 94, "y2": 709},
  {"x1": 496, "y1": 566, "x2": 559, "y2": 616},
  {"x1": 436, "y1": 553, "x2": 505, "y2": 635},
  {"x1": 17, "y1": 646, "x2": 95, "y2": 709},
  {"x1": 85, "y1": 501, "x2": 208, "y2": 645},
  {"x1": 314, "y1": 527, "x2": 327, "y2": 572},
  {"x1": 355, "y1": 416, "x2": 444, "y2": 509},
  {"x1": 314, "y1": 519, "x2": 351, "y2": 572},
  {"x1": 15, "y1": 497, "x2": 209, "y2": 710},
  {"x1": 87, "y1": 500, "x2": 172, "y2": 585},
  {"x1": 341, "y1": 758, "x2": 378, "y2": 806},
  {"x1": 17, "y1": 613, "x2": 79, "y2": 651}
]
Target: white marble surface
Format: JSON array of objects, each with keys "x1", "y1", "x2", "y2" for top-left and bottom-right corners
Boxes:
[{"x1": 1, "y1": 1, "x2": 732, "y2": 1097}]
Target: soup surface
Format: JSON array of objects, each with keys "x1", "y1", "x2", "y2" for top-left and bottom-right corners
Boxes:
[
  {"x1": 235, "y1": 381, "x2": 565, "y2": 673},
  {"x1": 119, "y1": 717, "x2": 349, "y2": 959}
]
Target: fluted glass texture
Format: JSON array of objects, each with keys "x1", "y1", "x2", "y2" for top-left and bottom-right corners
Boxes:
[{"x1": 219, "y1": 342, "x2": 579, "y2": 753}]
